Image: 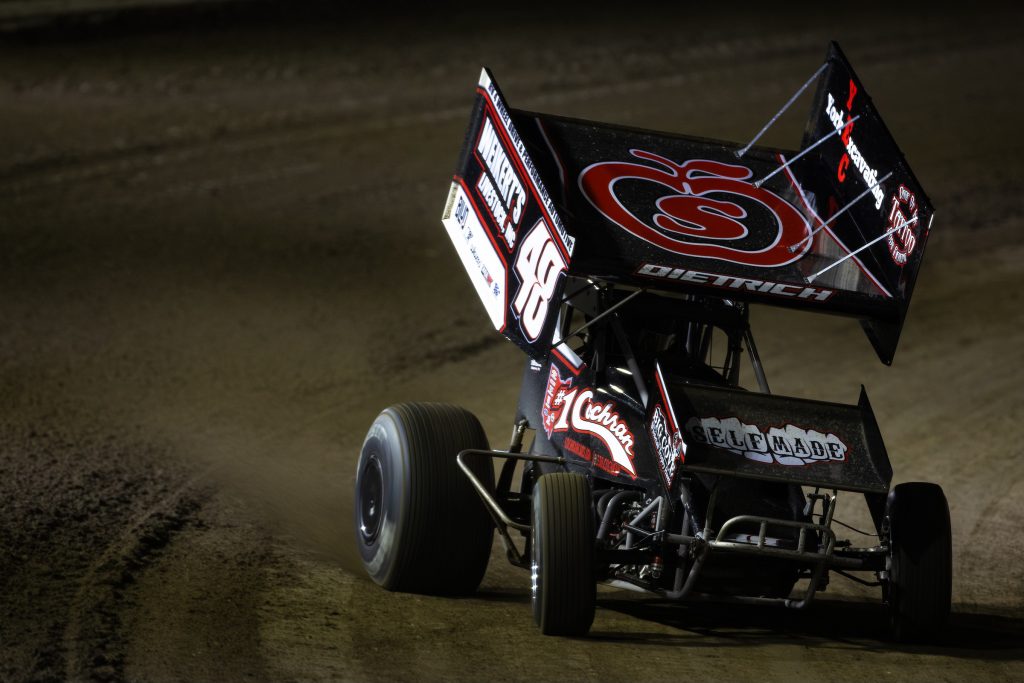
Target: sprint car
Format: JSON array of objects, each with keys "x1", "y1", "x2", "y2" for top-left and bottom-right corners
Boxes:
[{"x1": 354, "y1": 42, "x2": 951, "y2": 641}]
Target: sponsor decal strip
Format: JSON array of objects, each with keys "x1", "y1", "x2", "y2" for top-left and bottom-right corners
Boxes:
[
  {"x1": 650, "y1": 363, "x2": 686, "y2": 485},
  {"x1": 455, "y1": 176, "x2": 509, "y2": 268},
  {"x1": 636, "y1": 263, "x2": 835, "y2": 302},
  {"x1": 685, "y1": 415, "x2": 849, "y2": 467},
  {"x1": 442, "y1": 180, "x2": 509, "y2": 331},
  {"x1": 825, "y1": 88, "x2": 884, "y2": 209},
  {"x1": 477, "y1": 70, "x2": 575, "y2": 260},
  {"x1": 649, "y1": 406, "x2": 677, "y2": 486},
  {"x1": 473, "y1": 116, "x2": 527, "y2": 250}
]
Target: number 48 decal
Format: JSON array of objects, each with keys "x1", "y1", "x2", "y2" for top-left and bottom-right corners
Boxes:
[{"x1": 513, "y1": 220, "x2": 567, "y2": 342}]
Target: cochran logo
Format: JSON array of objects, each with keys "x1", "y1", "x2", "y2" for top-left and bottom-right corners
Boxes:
[
  {"x1": 685, "y1": 416, "x2": 848, "y2": 467},
  {"x1": 650, "y1": 405, "x2": 684, "y2": 486},
  {"x1": 824, "y1": 80, "x2": 884, "y2": 210},
  {"x1": 542, "y1": 366, "x2": 637, "y2": 478},
  {"x1": 578, "y1": 150, "x2": 811, "y2": 268},
  {"x1": 475, "y1": 116, "x2": 527, "y2": 250},
  {"x1": 886, "y1": 184, "x2": 918, "y2": 266}
]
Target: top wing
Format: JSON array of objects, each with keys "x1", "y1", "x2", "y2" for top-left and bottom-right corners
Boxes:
[{"x1": 443, "y1": 44, "x2": 933, "y2": 364}]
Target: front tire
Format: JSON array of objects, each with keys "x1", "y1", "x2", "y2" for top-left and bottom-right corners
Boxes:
[
  {"x1": 354, "y1": 402, "x2": 494, "y2": 595},
  {"x1": 531, "y1": 472, "x2": 596, "y2": 636},
  {"x1": 886, "y1": 482, "x2": 953, "y2": 642}
]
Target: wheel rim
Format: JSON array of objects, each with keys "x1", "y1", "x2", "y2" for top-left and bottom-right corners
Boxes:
[{"x1": 358, "y1": 454, "x2": 384, "y2": 545}]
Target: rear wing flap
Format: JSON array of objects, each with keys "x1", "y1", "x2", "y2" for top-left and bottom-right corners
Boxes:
[
  {"x1": 790, "y1": 41, "x2": 935, "y2": 364},
  {"x1": 663, "y1": 377, "x2": 893, "y2": 494}
]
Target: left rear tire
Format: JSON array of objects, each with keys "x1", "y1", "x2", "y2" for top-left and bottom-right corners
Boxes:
[{"x1": 354, "y1": 402, "x2": 494, "y2": 595}]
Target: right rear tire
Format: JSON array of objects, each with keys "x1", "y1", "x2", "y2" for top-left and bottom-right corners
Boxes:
[
  {"x1": 885, "y1": 482, "x2": 953, "y2": 642},
  {"x1": 531, "y1": 472, "x2": 596, "y2": 636}
]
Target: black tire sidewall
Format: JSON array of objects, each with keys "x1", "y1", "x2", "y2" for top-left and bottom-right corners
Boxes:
[
  {"x1": 355, "y1": 411, "x2": 409, "y2": 588},
  {"x1": 886, "y1": 482, "x2": 952, "y2": 641},
  {"x1": 530, "y1": 472, "x2": 595, "y2": 636}
]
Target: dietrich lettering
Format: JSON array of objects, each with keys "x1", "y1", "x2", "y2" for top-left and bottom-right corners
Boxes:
[{"x1": 636, "y1": 263, "x2": 834, "y2": 302}]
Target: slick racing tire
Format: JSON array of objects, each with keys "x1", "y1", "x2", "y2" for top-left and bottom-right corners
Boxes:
[
  {"x1": 885, "y1": 482, "x2": 953, "y2": 643},
  {"x1": 354, "y1": 402, "x2": 494, "y2": 595},
  {"x1": 531, "y1": 472, "x2": 596, "y2": 636}
]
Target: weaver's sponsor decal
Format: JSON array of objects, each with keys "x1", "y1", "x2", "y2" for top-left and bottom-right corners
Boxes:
[
  {"x1": 886, "y1": 184, "x2": 919, "y2": 266},
  {"x1": 650, "y1": 405, "x2": 684, "y2": 485},
  {"x1": 824, "y1": 82, "x2": 884, "y2": 209},
  {"x1": 542, "y1": 366, "x2": 637, "y2": 478},
  {"x1": 685, "y1": 416, "x2": 848, "y2": 467},
  {"x1": 441, "y1": 182, "x2": 507, "y2": 329},
  {"x1": 479, "y1": 70, "x2": 575, "y2": 258},
  {"x1": 636, "y1": 263, "x2": 834, "y2": 302},
  {"x1": 475, "y1": 115, "x2": 527, "y2": 250},
  {"x1": 579, "y1": 150, "x2": 811, "y2": 268}
]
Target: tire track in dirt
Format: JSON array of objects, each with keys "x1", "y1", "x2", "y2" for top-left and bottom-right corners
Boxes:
[
  {"x1": 60, "y1": 472, "x2": 211, "y2": 681},
  {"x1": 0, "y1": 425, "x2": 207, "y2": 682}
]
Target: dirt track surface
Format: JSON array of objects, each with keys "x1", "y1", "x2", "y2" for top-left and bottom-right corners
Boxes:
[{"x1": 1, "y1": 4, "x2": 1022, "y2": 681}]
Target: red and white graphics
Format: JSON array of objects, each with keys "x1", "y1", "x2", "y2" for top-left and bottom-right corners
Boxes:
[
  {"x1": 650, "y1": 363, "x2": 685, "y2": 486},
  {"x1": 824, "y1": 79, "x2": 884, "y2": 210},
  {"x1": 513, "y1": 220, "x2": 567, "y2": 342},
  {"x1": 684, "y1": 416, "x2": 848, "y2": 467},
  {"x1": 579, "y1": 150, "x2": 812, "y2": 268},
  {"x1": 541, "y1": 364, "x2": 574, "y2": 437},
  {"x1": 541, "y1": 365, "x2": 638, "y2": 479},
  {"x1": 886, "y1": 184, "x2": 919, "y2": 266}
]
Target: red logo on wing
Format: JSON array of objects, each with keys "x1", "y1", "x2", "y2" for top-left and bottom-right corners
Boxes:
[
  {"x1": 579, "y1": 149, "x2": 810, "y2": 268},
  {"x1": 886, "y1": 184, "x2": 919, "y2": 267}
]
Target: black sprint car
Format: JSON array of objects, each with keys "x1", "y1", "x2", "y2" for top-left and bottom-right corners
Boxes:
[{"x1": 354, "y1": 42, "x2": 951, "y2": 641}]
